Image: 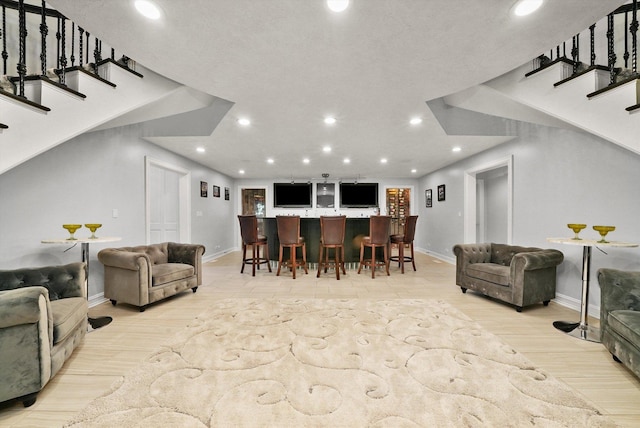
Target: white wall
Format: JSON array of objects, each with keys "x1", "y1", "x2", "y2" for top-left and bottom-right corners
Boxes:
[
  {"x1": 417, "y1": 123, "x2": 640, "y2": 311},
  {"x1": 0, "y1": 124, "x2": 235, "y2": 299}
]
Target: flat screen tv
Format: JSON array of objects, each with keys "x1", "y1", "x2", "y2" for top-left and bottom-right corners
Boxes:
[
  {"x1": 339, "y1": 182, "x2": 378, "y2": 208},
  {"x1": 273, "y1": 183, "x2": 313, "y2": 208}
]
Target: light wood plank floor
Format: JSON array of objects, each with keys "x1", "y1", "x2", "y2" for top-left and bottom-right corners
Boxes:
[{"x1": 1, "y1": 252, "x2": 639, "y2": 427}]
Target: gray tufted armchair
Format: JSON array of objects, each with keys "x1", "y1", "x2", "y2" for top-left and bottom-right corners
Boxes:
[
  {"x1": 453, "y1": 243, "x2": 564, "y2": 312},
  {"x1": 98, "y1": 242, "x2": 205, "y2": 311},
  {"x1": 0, "y1": 262, "x2": 88, "y2": 407}
]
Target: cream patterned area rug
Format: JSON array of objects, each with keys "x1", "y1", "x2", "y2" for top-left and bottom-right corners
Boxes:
[{"x1": 66, "y1": 299, "x2": 614, "y2": 427}]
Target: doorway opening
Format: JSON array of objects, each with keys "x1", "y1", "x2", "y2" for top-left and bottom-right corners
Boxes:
[
  {"x1": 145, "y1": 157, "x2": 191, "y2": 244},
  {"x1": 241, "y1": 188, "x2": 266, "y2": 234},
  {"x1": 463, "y1": 156, "x2": 512, "y2": 244}
]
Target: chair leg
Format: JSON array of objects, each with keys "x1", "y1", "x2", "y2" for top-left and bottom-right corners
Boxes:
[
  {"x1": 291, "y1": 245, "x2": 297, "y2": 279},
  {"x1": 277, "y1": 245, "x2": 283, "y2": 276},
  {"x1": 241, "y1": 244, "x2": 246, "y2": 273},
  {"x1": 358, "y1": 243, "x2": 364, "y2": 274},
  {"x1": 334, "y1": 247, "x2": 340, "y2": 280},
  {"x1": 252, "y1": 244, "x2": 257, "y2": 276},
  {"x1": 265, "y1": 243, "x2": 272, "y2": 272},
  {"x1": 317, "y1": 244, "x2": 323, "y2": 278},
  {"x1": 384, "y1": 244, "x2": 390, "y2": 276},
  {"x1": 399, "y1": 243, "x2": 405, "y2": 274},
  {"x1": 371, "y1": 245, "x2": 376, "y2": 278},
  {"x1": 302, "y1": 243, "x2": 308, "y2": 275},
  {"x1": 340, "y1": 246, "x2": 346, "y2": 275},
  {"x1": 410, "y1": 243, "x2": 416, "y2": 271}
]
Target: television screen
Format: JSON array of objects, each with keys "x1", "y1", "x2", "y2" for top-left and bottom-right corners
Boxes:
[
  {"x1": 273, "y1": 183, "x2": 313, "y2": 208},
  {"x1": 339, "y1": 182, "x2": 378, "y2": 208}
]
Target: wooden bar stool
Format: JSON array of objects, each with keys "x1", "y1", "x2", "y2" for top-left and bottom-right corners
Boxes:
[
  {"x1": 358, "y1": 215, "x2": 392, "y2": 278},
  {"x1": 276, "y1": 216, "x2": 308, "y2": 279},
  {"x1": 317, "y1": 216, "x2": 347, "y2": 280},
  {"x1": 390, "y1": 215, "x2": 418, "y2": 274},
  {"x1": 238, "y1": 215, "x2": 272, "y2": 276}
]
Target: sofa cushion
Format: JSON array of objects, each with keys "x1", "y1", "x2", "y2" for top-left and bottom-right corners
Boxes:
[
  {"x1": 466, "y1": 263, "x2": 510, "y2": 286},
  {"x1": 608, "y1": 310, "x2": 640, "y2": 348},
  {"x1": 152, "y1": 263, "x2": 194, "y2": 286},
  {"x1": 50, "y1": 297, "x2": 87, "y2": 345}
]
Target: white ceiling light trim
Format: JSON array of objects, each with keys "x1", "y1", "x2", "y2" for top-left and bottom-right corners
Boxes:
[
  {"x1": 513, "y1": 0, "x2": 543, "y2": 17},
  {"x1": 237, "y1": 118, "x2": 251, "y2": 126},
  {"x1": 134, "y1": 0, "x2": 161, "y2": 20},
  {"x1": 324, "y1": 116, "x2": 337, "y2": 125},
  {"x1": 409, "y1": 117, "x2": 422, "y2": 125},
  {"x1": 327, "y1": 0, "x2": 349, "y2": 13},
  {"x1": 322, "y1": 146, "x2": 332, "y2": 153}
]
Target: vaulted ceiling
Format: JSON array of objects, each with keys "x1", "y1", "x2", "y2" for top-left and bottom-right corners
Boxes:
[{"x1": 48, "y1": 0, "x2": 624, "y2": 180}]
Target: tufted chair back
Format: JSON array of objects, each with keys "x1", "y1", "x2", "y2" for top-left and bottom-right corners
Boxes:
[{"x1": 0, "y1": 262, "x2": 86, "y2": 300}]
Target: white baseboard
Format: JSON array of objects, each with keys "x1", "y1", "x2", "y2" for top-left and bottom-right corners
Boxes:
[{"x1": 88, "y1": 293, "x2": 109, "y2": 308}]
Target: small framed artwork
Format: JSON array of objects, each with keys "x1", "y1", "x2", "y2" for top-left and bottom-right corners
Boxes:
[
  {"x1": 213, "y1": 185, "x2": 221, "y2": 198},
  {"x1": 200, "y1": 181, "x2": 208, "y2": 197},
  {"x1": 425, "y1": 189, "x2": 432, "y2": 208},
  {"x1": 224, "y1": 187, "x2": 230, "y2": 201},
  {"x1": 437, "y1": 184, "x2": 446, "y2": 201}
]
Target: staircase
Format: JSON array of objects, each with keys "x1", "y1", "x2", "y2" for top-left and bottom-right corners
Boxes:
[{"x1": 0, "y1": 59, "x2": 185, "y2": 175}]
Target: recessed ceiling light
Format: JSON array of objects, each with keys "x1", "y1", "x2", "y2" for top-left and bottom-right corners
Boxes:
[
  {"x1": 237, "y1": 118, "x2": 251, "y2": 126},
  {"x1": 411, "y1": 169, "x2": 417, "y2": 173},
  {"x1": 324, "y1": 116, "x2": 337, "y2": 125},
  {"x1": 343, "y1": 158, "x2": 351, "y2": 164},
  {"x1": 409, "y1": 117, "x2": 422, "y2": 125},
  {"x1": 238, "y1": 169, "x2": 245, "y2": 174},
  {"x1": 267, "y1": 158, "x2": 274, "y2": 164},
  {"x1": 452, "y1": 147, "x2": 462, "y2": 152},
  {"x1": 134, "y1": 0, "x2": 161, "y2": 20},
  {"x1": 196, "y1": 147, "x2": 205, "y2": 153},
  {"x1": 380, "y1": 158, "x2": 388, "y2": 164},
  {"x1": 327, "y1": 0, "x2": 349, "y2": 13},
  {"x1": 323, "y1": 146, "x2": 332, "y2": 153},
  {"x1": 303, "y1": 158, "x2": 310, "y2": 164},
  {"x1": 513, "y1": 0, "x2": 543, "y2": 17}
]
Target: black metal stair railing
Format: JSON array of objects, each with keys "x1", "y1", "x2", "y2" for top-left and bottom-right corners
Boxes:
[
  {"x1": 530, "y1": 0, "x2": 638, "y2": 93},
  {"x1": 0, "y1": 0, "x2": 134, "y2": 101}
]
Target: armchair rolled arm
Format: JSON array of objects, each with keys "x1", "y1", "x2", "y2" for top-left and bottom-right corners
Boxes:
[
  {"x1": 510, "y1": 249, "x2": 564, "y2": 273},
  {"x1": 598, "y1": 268, "x2": 640, "y2": 315},
  {"x1": 167, "y1": 242, "x2": 206, "y2": 265},
  {"x1": 98, "y1": 249, "x2": 152, "y2": 271},
  {"x1": 0, "y1": 287, "x2": 50, "y2": 330}
]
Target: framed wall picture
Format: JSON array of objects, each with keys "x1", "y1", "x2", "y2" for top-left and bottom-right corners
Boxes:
[
  {"x1": 213, "y1": 185, "x2": 221, "y2": 198},
  {"x1": 200, "y1": 181, "x2": 208, "y2": 197},
  {"x1": 425, "y1": 189, "x2": 432, "y2": 207},
  {"x1": 437, "y1": 184, "x2": 446, "y2": 201},
  {"x1": 224, "y1": 187, "x2": 230, "y2": 201}
]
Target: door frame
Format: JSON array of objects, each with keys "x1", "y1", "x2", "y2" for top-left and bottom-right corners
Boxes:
[
  {"x1": 463, "y1": 155, "x2": 512, "y2": 244},
  {"x1": 145, "y1": 157, "x2": 191, "y2": 244}
]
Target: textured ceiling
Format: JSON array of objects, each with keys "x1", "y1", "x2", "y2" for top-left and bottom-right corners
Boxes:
[{"x1": 48, "y1": 0, "x2": 624, "y2": 180}]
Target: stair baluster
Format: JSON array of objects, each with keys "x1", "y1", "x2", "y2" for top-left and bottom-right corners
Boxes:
[
  {"x1": 2, "y1": 5, "x2": 7, "y2": 75},
  {"x1": 78, "y1": 26, "x2": 83, "y2": 67},
  {"x1": 39, "y1": 0, "x2": 46, "y2": 76},
  {"x1": 17, "y1": 0, "x2": 26, "y2": 98},
  {"x1": 607, "y1": 13, "x2": 616, "y2": 85},
  {"x1": 59, "y1": 17, "x2": 66, "y2": 85},
  {"x1": 589, "y1": 24, "x2": 595, "y2": 66},
  {"x1": 631, "y1": 0, "x2": 638, "y2": 75},
  {"x1": 70, "y1": 22, "x2": 75, "y2": 66}
]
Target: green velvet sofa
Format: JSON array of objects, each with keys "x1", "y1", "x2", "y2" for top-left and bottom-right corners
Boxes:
[
  {"x1": 453, "y1": 243, "x2": 564, "y2": 312},
  {"x1": 597, "y1": 268, "x2": 640, "y2": 379},
  {"x1": 98, "y1": 242, "x2": 205, "y2": 312},
  {"x1": 0, "y1": 262, "x2": 88, "y2": 407}
]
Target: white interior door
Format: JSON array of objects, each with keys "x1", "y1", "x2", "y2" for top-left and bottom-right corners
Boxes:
[{"x1": 146, "y1": 157, "x2": 191, "y2": 244}]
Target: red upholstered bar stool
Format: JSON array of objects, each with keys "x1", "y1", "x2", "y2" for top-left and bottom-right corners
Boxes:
[
  {"x1": 237, "y1": 215, "x2": 272, "y2": 276},
  {"x1": 317, "y1": 216, "x2": 347, "y2": 280},
  {"x1": 276, "y1": 216, "x2": 308, "y2": 279},
  {"x1": 358, "y1": 215, "x2": 392, "y2": 278},
  {"x1": 390, "y1": 215, "x2": 418, "y2": 274}
]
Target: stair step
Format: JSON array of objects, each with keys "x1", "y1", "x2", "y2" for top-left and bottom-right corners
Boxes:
[
  {"x1": 626, "y1": 104, "x2": 640, "y2": 112},
  {"x1": 0, "y1": 123, "x2": 8, "y2": 129},
  {"x1": 553, "y1": 65, "x2": 609, "y2": 87},
  {"x1": 65, "y1": 66, "x2": 117, "y2": 88},
  {"x1": 0, "y1": 88, "x2": 51, "y2": 112},
  {"x1": 97, "y1": 58, "x2": 144, "y2": 78},
  {"x1": 587, "y1": 74, "x2": 640, "y2": 98},
  {"x1": 10, "y1": 75, "x2": 87, "y2": 100},
  {"x1": 524, "y1": 57, "x2": 575, "y2": 78}
]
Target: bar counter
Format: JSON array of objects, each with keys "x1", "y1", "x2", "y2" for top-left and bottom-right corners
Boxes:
[{"x1": 261, "y1": 217, "x2": 371, "y2": 263}]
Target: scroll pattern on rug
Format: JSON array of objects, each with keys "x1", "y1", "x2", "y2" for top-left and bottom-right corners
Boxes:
[{"x1": 66, "y1": 299, "x2": 615, "y2": 427}]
